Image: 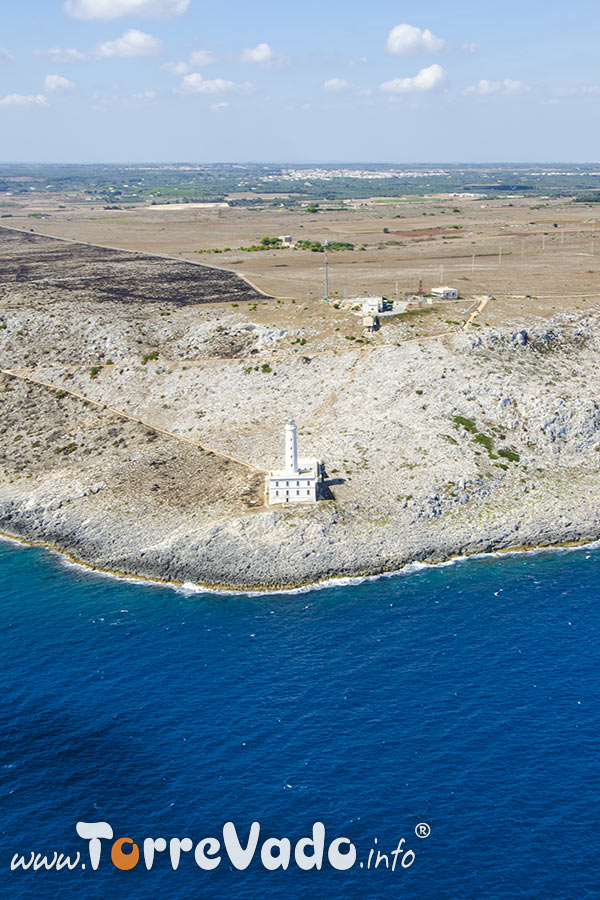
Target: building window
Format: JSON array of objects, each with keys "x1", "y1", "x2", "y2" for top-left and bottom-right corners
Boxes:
[{"x1": 296, "y1": 490, "x2": 300, "y2": 495}]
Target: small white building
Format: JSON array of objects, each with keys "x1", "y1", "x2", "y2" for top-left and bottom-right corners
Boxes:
[
  {"x1": 431, "y1": 286, "x2": 459, "y2": 300},
  {"x1": 278, "y1": 235, "x2": 293, "y2": 246},
  {"x1": 354, "y1": 296, "x2": 384, "y2": 315},
  {"x1": 362, "y1": 314, "x2": 378, "y2": 332},
  {"x1": 267, "y1": 419, "x2": 321, "y2": 504}
]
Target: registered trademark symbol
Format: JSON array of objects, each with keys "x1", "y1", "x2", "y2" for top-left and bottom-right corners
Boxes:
[{"x1": 415, "y1": 822, "x2": 431, "y2": 839}]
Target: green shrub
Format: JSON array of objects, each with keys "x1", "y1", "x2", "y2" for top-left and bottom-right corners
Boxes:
[
  {"x1": 498, "y1": 448, "x2": 520, "y2": 462},
  {"x1": 473, "y1": 432, "x2": 494, "y2": 453},
  {"x1": 453, "y1": 415, "x2": 477, "y2": 433}
]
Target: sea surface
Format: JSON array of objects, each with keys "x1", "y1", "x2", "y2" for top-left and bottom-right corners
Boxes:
[{"x1": 0, "y1": 538, "x2": 598, "y2": 899}]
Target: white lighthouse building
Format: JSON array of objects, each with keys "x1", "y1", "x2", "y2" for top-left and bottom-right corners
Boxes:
[{"x1": 267, "y1": 419, "x2": 321, "y2": 504}]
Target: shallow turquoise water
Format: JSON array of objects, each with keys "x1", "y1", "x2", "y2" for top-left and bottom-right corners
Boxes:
[{"x1": 1, "y1": 539, "x2": 598, "y2": 898}]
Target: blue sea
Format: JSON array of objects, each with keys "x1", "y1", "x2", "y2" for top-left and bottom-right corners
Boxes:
[{"x1": 0, "y1": 538, "x2": 598, "y2": 899}]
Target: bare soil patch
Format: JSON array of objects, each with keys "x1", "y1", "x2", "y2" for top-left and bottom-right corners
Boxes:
[{"x1": 0, "y1": 226, "x2": 266, "y2": 306}]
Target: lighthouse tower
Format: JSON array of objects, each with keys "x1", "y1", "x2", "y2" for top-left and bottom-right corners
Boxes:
[
  {"x1": 285, "y1": 419, "x2": 299, "y2": 474},
  {"x1": 266, "y1": 418, "x2": 322, "y2": 504}
]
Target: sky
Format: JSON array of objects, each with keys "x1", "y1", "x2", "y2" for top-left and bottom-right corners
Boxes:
[{"x1": 1, "y1": 0, "x2": 599, "y2": 163}]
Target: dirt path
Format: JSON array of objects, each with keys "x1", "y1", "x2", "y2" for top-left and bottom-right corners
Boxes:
[
  {"x1": 0, "y1": 367, "x2": 264, "y2": 474},
  {"x1": 464, "y1": 295, "x2": 490, "y2": 329}
]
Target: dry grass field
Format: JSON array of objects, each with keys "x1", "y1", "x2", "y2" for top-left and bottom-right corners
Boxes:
[{"x1": 3, "y1": 190, "x2": 600, "y2": 337}]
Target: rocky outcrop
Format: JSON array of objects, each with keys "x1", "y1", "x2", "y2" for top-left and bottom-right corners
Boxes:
[{"x1": 2, "y1": 306, "x2": 600, "y2": 589}]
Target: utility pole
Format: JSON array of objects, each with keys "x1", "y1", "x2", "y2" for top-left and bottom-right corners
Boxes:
[{"x1": 471, "y1": 253, "x2": 475, "y2": 273}]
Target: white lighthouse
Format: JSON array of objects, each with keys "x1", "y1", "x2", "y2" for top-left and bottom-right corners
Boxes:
[
  {"x1": 285, "y1": 418, "x2": 299, "y2": 474},
  {"x1": 267, "y1": 419, "x2": 321, "y2": 504}
]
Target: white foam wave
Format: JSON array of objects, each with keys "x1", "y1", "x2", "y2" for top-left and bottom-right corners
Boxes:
[{"x1": 3, "y1": 530, "x2": 600, "y2": 599}]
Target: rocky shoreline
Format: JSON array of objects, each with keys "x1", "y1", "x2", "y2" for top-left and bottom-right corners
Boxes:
[
  {"x1": 2, "y1": 311, "x2": 600, "y2": 591},
  {"x1": 2, "y1": 523, "x2": 599, "y2": 595},
  {"x1": 0, "y1": 486, "x2": 600, "y2": 593},
  {"x1": 2, "y1": 357, "x2": 600, "y2": 590}
]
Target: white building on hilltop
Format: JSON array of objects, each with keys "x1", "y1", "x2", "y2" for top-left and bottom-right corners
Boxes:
[
  {"x1": 357, "y1": 296, "x2": 384, "y2": 315},
  {"x1": 267, "y1": 419, "x2": 322, "y2": 504},
  {"x1": 431, "y1": 286, "x2": 459, "y2": 300}
]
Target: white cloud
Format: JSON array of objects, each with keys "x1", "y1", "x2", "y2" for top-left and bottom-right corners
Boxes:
[
  {"x1": 324, "y1": 77, "x2": 350, "y2": 92},
  {"x1": 386, "y1": 24, "x2": 445, "y2": 55},
  {"x1": 459, "y1": 42, "x2": 478, "y2": 53},
  {"x1": 162, "y1": 51, "x2": 216, "y2": 75},
  {"x1": 380, "y1": 63, "x2": 446, "y2": 94},
  {"x1": 44, "y1": 74, "x2": 75, "y2": 92},
  {"x1": 210, "y1": 101, "x2": 229, "y2": 111},
  {"x1": 161, "y1": 60, "x2": 190, "y2": 75},
  {"x1": 241, "y1": 42, "x2": 289, "y2": 66},
  {"x1": 94, "y1": 29, "x2": 162, "y2": 58},
  {"x1": 0, "y1": 47, "x2": 15, "y2": 63},
  {"x1": 64, "y1": 0, "x2": 189, "y2": 19},
  {"x1": 35, "y1": 47, "x2": 86, "y2": 62},
  {"x1": 190, "y1": 49, "x2": 217, "y2": 66},
  {"x1": 0, "y1": 93, "x2": 47, "y2": 107},
  {"x1": 179, "y1": 73, "x2": 251, "y2": 94},
  {"x1": 465, "y1": 78, "x2": 530, "y2": 96},
  {"x1": 241, "y1": 42, "x2": 274, "y2": 64}
]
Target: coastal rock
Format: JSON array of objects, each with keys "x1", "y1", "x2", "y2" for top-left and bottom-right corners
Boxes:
[{"x1": 2, "y1": 310, "x2": 600, "y2": 588}]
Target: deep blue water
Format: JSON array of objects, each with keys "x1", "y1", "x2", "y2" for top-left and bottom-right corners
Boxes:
[{"x1": 0, "y1": 539, "x2": 598, "y2": 899}]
